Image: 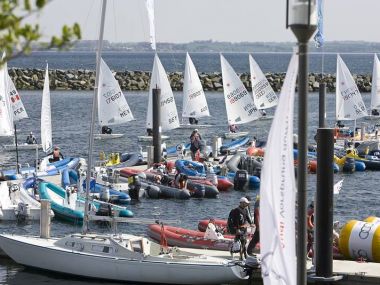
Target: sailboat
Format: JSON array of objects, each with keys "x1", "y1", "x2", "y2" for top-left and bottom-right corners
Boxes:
[
  {"x1": 364, "y1": 54, "x2": 380, "y2": 121},
  {"x1": 3, "y1": 67, "x2": 42, "y2": 151},
  {"x1": 336, "y1": 55, "x2": 367, "y2": 139},
  {"x1": 220, "y1": 54, "x2": 261, "y2": 139},
  {"x1": 0, "y1": 1, "x2": 248, "y2": 284},
  {"x1": 40, "y1": 63, "x2": 53, "y2": 154},
  {"x1": 260, "y1": 52, "x2": 298, "y2": 285},
  {"x1": 249, "y1": 54, "x2": 278, "y2": 121},
  {"x1": 94, "y1": 58, "x2": 134, "y2": 140},
  {"x1": 137, "y1": 54, "x2": 178, "y2": 142},
  {"x1": 180, "y1": 52, "x2": 211, "y2": 128}
]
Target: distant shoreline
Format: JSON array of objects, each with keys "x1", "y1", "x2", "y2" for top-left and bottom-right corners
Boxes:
[{"x1": 9, "y1": 67, "x2": 372, "y2": 93}]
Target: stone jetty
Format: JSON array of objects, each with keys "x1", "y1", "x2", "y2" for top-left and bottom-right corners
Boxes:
[{"x1": 8, "y1": 68, "x2": 373, "y2": 93}]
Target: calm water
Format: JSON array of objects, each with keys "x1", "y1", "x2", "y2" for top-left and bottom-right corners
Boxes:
[
  {"x1": 0, "y1": 90, "x2": 379, "y2": 284},
  {"x1": 8, "y1": 51, "x2": 377, "y2": 74}
]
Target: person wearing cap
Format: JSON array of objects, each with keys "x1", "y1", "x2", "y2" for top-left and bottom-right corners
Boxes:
[
  {"x1": 227, "y1": 197, "x2": 253, "y2": 259},
  {"x1": 26, "y1": 132, "x2": 37, "y2": 144},
  {"x1": 47, "y1": 146, "x2": 64, "y2": 162}
]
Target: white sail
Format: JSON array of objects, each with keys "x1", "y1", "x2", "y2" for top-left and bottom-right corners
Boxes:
[
  {"x1": 182, "y1": 53, "x2": 210, "y2": 119},
  {"x1": 336, "y1": 55, "x2": 367, "y2": 120},
  {"x1": 146, "y1": 54, "x2": 179, "y2": 131},
  {"x1": 7, "y1": 73, "x2": 28, "y2": 122},
  {"x1": 41, "y1": 64, "x2": 52, "y2": 153},
  {"x1": 370, "y1": 54, "x2": 380, "y2": 111},
  {"x1": 0, "y1": 62, "x2": 13, "y2": 136},
  {"x1": 249, "y1": 54, "x2": 278, "y2": 109},
  {"x1": 220, "y1": 54, "x2": 260, "y2": 125},
  {"x1": 260, "y1": 53, "x2": 298, "y2": 285},
  {"x1": 97, "y1": 58, "x2": 134, "y2": 126}
]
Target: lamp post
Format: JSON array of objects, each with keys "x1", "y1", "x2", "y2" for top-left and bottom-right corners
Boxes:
[{"x1": 287, "y1": 1, "x2": 317, "y2": 284}]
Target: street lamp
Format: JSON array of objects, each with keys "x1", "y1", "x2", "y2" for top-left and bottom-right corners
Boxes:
[{"x1": 287, "y1": 1, "x2": 317, "y2": 285}]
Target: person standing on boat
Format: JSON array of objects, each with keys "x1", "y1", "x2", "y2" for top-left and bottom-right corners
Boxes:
[
  {"x1": 26, "y1": 132, "x2": 37, "y2": 144},
  {"x1": 190, "y1": 129, "x2": 204, "y2": 160},
  {"x1": 227, "y1": 197, "x2": 253, "y2": 259},
  {"x1": 48, "y1": 146, "x2": 64, "y2": 162}
]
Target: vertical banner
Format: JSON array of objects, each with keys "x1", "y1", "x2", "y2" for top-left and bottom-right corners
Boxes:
[
  {"x1": 314, "y1": 0, "x2": 324, "y2": 48},
  {"x1": 260, "y1": 53, "x2": 298, "y2": 285},
  {"x1": 146, "y1": 0, "x2": 156, "y2": 50}
]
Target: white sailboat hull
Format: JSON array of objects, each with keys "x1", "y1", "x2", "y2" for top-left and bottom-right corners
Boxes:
[
  {"x1": 2, "y1": 143, "x2": 42, "y2": 151},
  {"x1": 179, "y1": 124, "x2": 212, "y2": 129},
  {"x1": 0, "y1": 234, "x2": 246, "y2": 284},
  {"x1": 94, "y1": 133, "x2": 124, "y2": 140},
  {"x1": 223, "y1": 131, "x2": 249, "y2": 139}
]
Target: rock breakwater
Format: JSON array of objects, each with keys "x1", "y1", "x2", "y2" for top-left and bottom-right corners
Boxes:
[{"x1": 8, "y1": 68, "x2": 373, "y2": 93}]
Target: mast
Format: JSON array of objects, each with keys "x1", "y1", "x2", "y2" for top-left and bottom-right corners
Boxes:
[{"x1": 83, "y1": 0, "x2": 107, "y2": 234}]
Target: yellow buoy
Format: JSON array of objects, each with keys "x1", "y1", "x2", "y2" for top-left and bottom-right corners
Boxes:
[{"x1": 339, "y1": 220, "x2": 380, "y2": 262}]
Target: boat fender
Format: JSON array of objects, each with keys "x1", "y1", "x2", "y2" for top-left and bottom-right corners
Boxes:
[{"x1": 307, "y1": 213, "x2": 314, "y2": 230}]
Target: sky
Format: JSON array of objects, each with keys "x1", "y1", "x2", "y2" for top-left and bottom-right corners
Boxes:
[{"x1": 25, "y1": 0, "x2": 380, "y2": 43}]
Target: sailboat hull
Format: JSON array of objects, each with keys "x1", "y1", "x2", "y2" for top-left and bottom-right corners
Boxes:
[
  {"x1": 2, "y1": 143, "x2": 42, "y2": 151},
  {"x1": 0, "y1": 234, "x2": 246, "y2": 284},
  {"x1": 138, "y1": 135, "x2": 169, "y2": 142},
  {"x1": 94, "y1": 133, "x2": 124, "y2": 140}
]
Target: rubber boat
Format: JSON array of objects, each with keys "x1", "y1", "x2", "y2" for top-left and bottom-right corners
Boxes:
[
  {"x1": 175, "y1": 160, "x2": 205, "y2": 176},
  {"x1": 147, "y1": 224, "x2": 234, "y2": 251},
  {"x1": 220, "y1": 136, "x2": 250, "y2": 154},
  {"x1": 38, "y1": 180, "x2": 133, "y2": 223},
  {"x1": 64, "y1": 169, "x2": 131, "y2": 205},
  {"x1": 198, "y1": 219, "x2": 228, "y2": 233},
  {"x1": 345, "y1": 150, "x2": 380, "y2": 171}
]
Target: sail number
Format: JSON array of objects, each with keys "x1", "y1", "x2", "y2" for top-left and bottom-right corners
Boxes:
[{"x1": 105, "y1": 91, "x2": 121, "y2": 104}]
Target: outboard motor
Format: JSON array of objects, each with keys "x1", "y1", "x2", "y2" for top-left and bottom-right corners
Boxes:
[
  {"x1": 128, "y1": 175, "x2": 141, "y2": 200},
  {"x1": 234, "y1": 170, "x2": 248, "y2": 191},
  {"x1": 343, "y1": 157, "x2": 355, "y2": 173},
  {"x1": 113, "y1": 170, "x2": 120, "y2": 184},
  {"x1": 252, "y1": 166, "x2": 261, "y2": 178},
  {"x1": 16, "y1": 202, "x2": 31, "y2": 222}
]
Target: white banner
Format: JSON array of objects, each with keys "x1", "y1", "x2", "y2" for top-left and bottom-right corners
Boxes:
[
  {"x1": 41, "y1": 64, "x2": 52, "y2": 153},
  {"x1": 0, "y1": 62, "x2": 14, "y2": 136},
  {"x1": 146, "y1": 0, "x2": 156, "y2": 50},
  {"x1": 371, "y1": 54, "x2": 380, "y2": 110},
  {"x1": 336, "y1": 55, "x2": 367, "y2": 120},
  {"x1": 260, "y1": 53, "x2": 298, "y2": 285}
]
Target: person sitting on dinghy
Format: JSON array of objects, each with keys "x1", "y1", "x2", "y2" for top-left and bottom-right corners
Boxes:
[
  {"x1": 204, "y1": 219, "x2": 224, "y2": 240},
  {"x1": 101, "y1": 125, "x2": 112, "y2": 134},
  {"x1": 229, "y1": 124, "x2": 238, "y2": 133},
  {"x1": 372, "y1": 109, "x2": 380, "y2": 116},
  {"x1": 147, "y1": 128, "x2": 153, "y2": 136},
  {"x1": 48, "y1": 146, "x2": 64, "y2": 162},
  {"x1": 189, "y1": 117, "x2": 199, "y2": 125},
  {"x1": 26, "y1": 132, "x2": 37, "y2": 144}
]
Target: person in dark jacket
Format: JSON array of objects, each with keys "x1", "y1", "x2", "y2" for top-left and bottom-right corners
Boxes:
[
  {"x1": 26, "y1": 132, "x2": 37, "y2": 144},
  {"x1": 189, "y1": 129, "x2": 205, "y2": 160},
  {"x1": 228, "y1": 197, "x2": 253, "y2": 259},
  {"x1": 48, "y1": 146, "x2": 64, "y2": 162}
]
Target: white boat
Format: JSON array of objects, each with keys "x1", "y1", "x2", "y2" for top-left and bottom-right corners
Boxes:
[
  {"x1": 180, "y1": 53, "x2": 211, "y2": 128},
  {"x1": 179, "y1": 123, "x2": 212, "y2": 129},
  {"x1": 137, "y1": 134, "x2": 170, "y2": 142},
  {"x1": 3, "y1": 143, "x2": 42, "y2": 151},
  {"x1": 0, "y1": 232, "x2": 247, "y2": 284},
  {"x1": 146, "y1": 54, "x2": 179, "y2": 135},
  {"x1": 0, "y1": 3, "x2": 247, "y2": 284},
  {"x1": 364, "y1": 54, "x2": 380, "y2": 121},
  {"x1": 94, "y1": 133, "x2": 124, "y2": 140},
  {"x1": 223, "y1": 131, "x2": 250, "y2": 139},
  {"x1": 95, "y1": 58, "x2": 134, "y2": 139},
  {"x1": 0, "y1": 180, "x2": 54, "y2": 221}
]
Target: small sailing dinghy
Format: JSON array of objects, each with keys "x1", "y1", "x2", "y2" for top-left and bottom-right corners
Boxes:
[
  {"x1": 249, "y1": 54, "x2": 278, "y2": 121},
  {"x1": 94, "y1": 58, "x2": 134, "y2": 140},
  {"x1": 180, "y1": 53, "x2": 211, "y2": 128},
  {"x1": 364, "y1": 54, "x2": 380, "y2": 121},
  {"x1": 220, "y1": 54, "x2": 261, "y2": 139}
]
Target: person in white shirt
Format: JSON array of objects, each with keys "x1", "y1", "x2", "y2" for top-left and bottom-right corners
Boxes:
[{"x1": 204, "y1": 219, "x2": 223, "y2": 240}]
